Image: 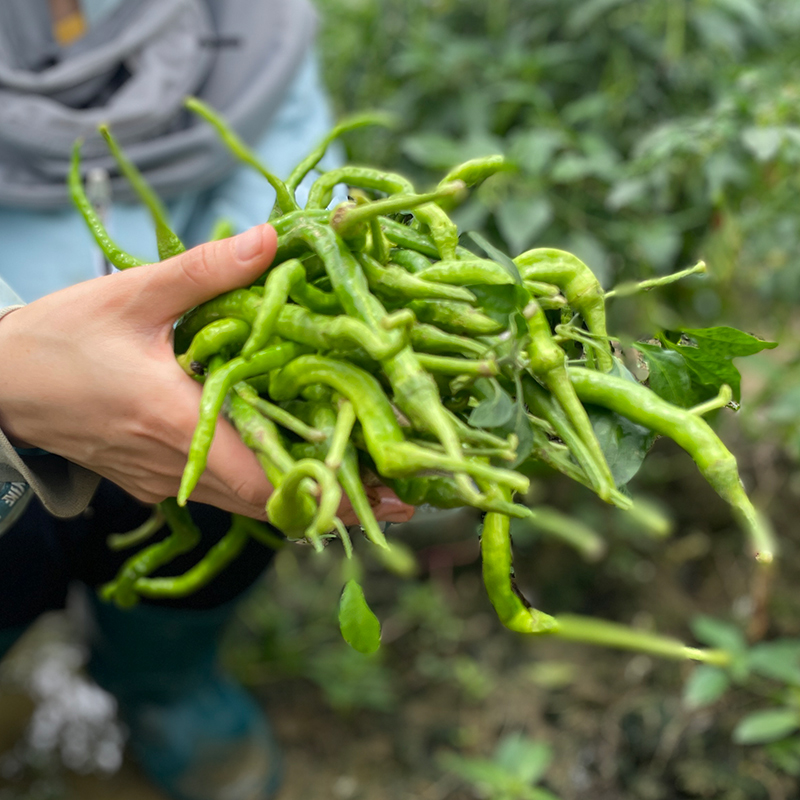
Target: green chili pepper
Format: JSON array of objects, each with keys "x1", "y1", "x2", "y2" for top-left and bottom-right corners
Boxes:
[
  {"x1": 358, "y1": 252, "x2": 476, "y2": 304},
  {"x1": 330, "y1": 182, "x2": 464, "y2": 239},
  {"x1": 99, "y1": 498, "x2": 201, "y2": 608},
  {"x1": 132, "y1": 515, "x2": 250, "y2": 598},
  {"x1": 98, "y1": 124, "x2": 186, "y2": 261},
  {"x1": 416, "y1": 258, "x2": 516, "y2": 286},
  {"x1": 306, "y1": 166, "x2": 414, "y2": 210},
  {"x1": 568, "y1": 367, "x2": 776, "y2": 563},
  {"x1": 266, "y1": 458, "x2": 342, "y2": 550},
  {"x1": 270, "y1": 355, "x2": 528, "y2": 495},
  {"x1": 185, "y1": 96, "x2": 299, "y2": 216},
  {"x1": 408, "y1": 299, "x2": 505, "y2": 336},
  {"x1": 480, "y1": 486, "x2": 559, "y2": 634},
  {"x1": 415, "y1": 353, "x2": 499, "y2": 377},
  {"x1": 516, "y1": 249, "x2": 613, "y2": 372},
  {"x1": 380, "y1": 217, "x2": 440, "y2": 259},
  {"x1": 389, "y1": 248, "x2": 432, "y2": 274},
  {"x1": 286, "y1": 111, "x2": 394, "y2": 193},
  {"x1": 439, "y1": 155, "x2": 508, "y2": 189},
  {"x1": 107, "y1": 508, "x2": 165, "y2": 551},
  {"x1": 69, "y1": 141, "x2": 146, "y2": 270},
  {"x1": 178, "y1": 341, "x2": 310, "y2": 506},
  {"x1": 409, "y1": 324, "x2": 488, "y2": 358},
  {"x1": 292, "y1": 402, "x2": 389, "y2": 549},
  {"x1": 234, "y1": 383, "x2": 325, "y2": 443},
  {"x1": 176, "y1": 318, "x2": 252, "y2": 375},
  {"x1": 243, "y1": 259, "x2": 307, "y2": 358},
  {"x1": 524, "y1": 300, "x2": 617, "y2": 505}
]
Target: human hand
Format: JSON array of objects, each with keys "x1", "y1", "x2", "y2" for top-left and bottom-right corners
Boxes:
[{"x1": 0, "y1": 225, "x2": 414, "y2": 524}]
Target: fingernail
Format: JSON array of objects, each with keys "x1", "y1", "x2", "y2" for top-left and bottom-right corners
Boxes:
[{"x1": 235, "y1": 225, "x2": 265, "y2": 262}]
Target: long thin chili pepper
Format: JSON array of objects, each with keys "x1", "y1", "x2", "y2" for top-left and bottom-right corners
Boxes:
[
  {"x1": 99, "y1": 498, "x2": 201, "y2": 608},
  {"x1": 69, "y1": 141, "x2": 146, "y2": 270},
  {"x1": 480, "y1": 485, "x2": 559, "y2": 634},
  {"x1": 133, "y1": 516, "x2": 250, "y2": 598},
  {"x1": 568, "y1": 367, "x2": 776, "y2": 563},
  {"x1": 178, "y1": 341, "x2": 310, "y2": 505},
  {"x1": 98, "y1": 124, "x2": 186, "y2": 260},
  {"x1": 516, "y1": 248, "x2": 613, "y2": 372},
  {"x1": 185, "y1": 96, "x2": 299, "y2": 215},
  {"x1": 286, "y1": 111, "x2": 394, "y2": 193}
]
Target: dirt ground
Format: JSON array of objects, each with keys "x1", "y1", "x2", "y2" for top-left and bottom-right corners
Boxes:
[{"x1": 2, "y1": 433, "x2": 800, "y2": 800}]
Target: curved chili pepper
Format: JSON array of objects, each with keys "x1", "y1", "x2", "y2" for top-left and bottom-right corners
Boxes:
[{"x1": 69, "y1": 141, "x2": 146, "y2": 270}]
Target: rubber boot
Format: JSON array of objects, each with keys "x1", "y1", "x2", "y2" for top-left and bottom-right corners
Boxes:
[
  {"x1": 87, "y1": 595, "x2": 281, "y2": 800},
  {"x1": 0, "y1": 624, "x2": 27, "y2": 662}
]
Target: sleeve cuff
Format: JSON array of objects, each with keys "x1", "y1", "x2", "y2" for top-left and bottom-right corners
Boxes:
[
  {"x1": 0, "y1": 304, "x2": 100, "y2": 516},
  {"x1": 0, "y1": 429, "x2": 101, "y2": 518}
]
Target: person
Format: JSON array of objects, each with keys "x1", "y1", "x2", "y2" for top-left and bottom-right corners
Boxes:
[{"x1": 0, "y1": 2, "x2": 413, "y2": 799}]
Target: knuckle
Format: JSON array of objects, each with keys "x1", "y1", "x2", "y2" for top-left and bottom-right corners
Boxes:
[
  {"x1": 232, "y1": 474, "x2": 267, "y2": 510},
  {"x1": 176, "y1": 242, "x2": 219, "y2": 292},
  {"x1": 130, "y1": 486, "x2": 169, "y2": 505}
]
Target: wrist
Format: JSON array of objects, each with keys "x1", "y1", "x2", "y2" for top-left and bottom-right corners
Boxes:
[{"x1": 0, "y1": 306, "x2": 37, "y2": 448}]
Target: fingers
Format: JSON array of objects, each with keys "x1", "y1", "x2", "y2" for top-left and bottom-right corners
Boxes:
[
  {"x1": 137, "y1": 224, "x2": 277, "y2": 324},
  {"x1": 201, "y1": 415, "x2": 274, "y2": 513},
  {"x1": 368, "y1": 485, "x2": 416, "y2": 523}
]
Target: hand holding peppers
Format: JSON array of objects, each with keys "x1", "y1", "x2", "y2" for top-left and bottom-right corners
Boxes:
[{"x1": 0, "y1": 227, "x2": 413, "y2": 525}]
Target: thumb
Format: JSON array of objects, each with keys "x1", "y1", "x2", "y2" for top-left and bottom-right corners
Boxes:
[{"x1": 135, "y1": 224, "x2": 277, "y2": 323}]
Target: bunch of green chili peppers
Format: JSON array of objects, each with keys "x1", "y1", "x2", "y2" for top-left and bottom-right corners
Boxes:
[{"x1": 67, "y1": 100, "x2": 773, "y2": 660}]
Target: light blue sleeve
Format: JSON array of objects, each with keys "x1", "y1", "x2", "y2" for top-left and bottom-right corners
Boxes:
[
  {"x1": 0, "y1": 49, "x2": 339, "y2": 303},
  {"x1": 0, "y1": 277, "x2": 23, "y2": 309}
]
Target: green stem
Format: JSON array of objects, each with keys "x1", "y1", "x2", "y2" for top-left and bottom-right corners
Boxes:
[
  {"x1": 552, "y1": 614, "x2": 731, "y2": 666},
  {"x1": 605, "y1": 261, "x2": 706, "y2": 300}
]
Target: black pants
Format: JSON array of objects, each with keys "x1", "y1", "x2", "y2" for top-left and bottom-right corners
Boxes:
[{"x1": 0, "y1": 481, "x2": 277, "y2": 629}]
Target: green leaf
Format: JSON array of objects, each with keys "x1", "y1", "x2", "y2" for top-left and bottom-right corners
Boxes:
[
  {"x1": 586, "y1": 405, "x2": 656, "y2": 487},
  {"x1": 765, "y1": 738, "x2": 800, "y2": 777},
  {"x1": 741, "y1": 126, "x2": 784, "y2": 162},
  {"x1": 690, "y1": 615, "x2": 747, "y2": 653},
  {"x1": 606, "y1": 177, "x2": 648, "y2": 211},
  {"x1": 662, "y1": 326, "x2": 777, "y2": 403},
  {"x1": 439, "y1": 754, "x2": 515, "y2": 794},
  {"x1": 733, "y1": 708, "x2": 800, "y2": 745},
  {"x1": 339, "y1": 579, "x2": 381, "y2": 654},
  {"x1": 464, "y1": 231, "x2": 524, "y2": 285},
  {"x1": 509, "y1": 129, "x2": 565, "y2": 175},
  {"x1": 634, "y1": 343, "x2": 693, "y2": 407},
  {"x1": 438, "y1": 752, "x2": 555, "y2": 800},
  {"x1": 494, "y1": 733, "x2": 552, "y2": 784},
  {"x1": 495, "y1": 375, "x2": 535, "y2": 467},
  {"x1": 495, "y1": 196, "x2": 553, "y2": 256},
  {"x1": 631, "y1": 220, "x2": 683, "y2": 273},
  {"x1": 679, "y1": 326, "x2": 778, "y2": 358},
  {"x1": 683, "y1": 665, "x2": 731, "y2": 709},
  {"x1": 566, "y1": 0, "x2": 629, "y2": 35},
  {"x1": 469, "y1": 378, "x2": 515, "y2": 428},
  {"x1": 468, "y1": 284, "x2": 531, "y2": 331},
  {"x1": 747, "y1": 640, "x2": 800, "y2": 685},
  {"x1": 704, "y1": 152, "x2": 749, "y2": 202}
]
